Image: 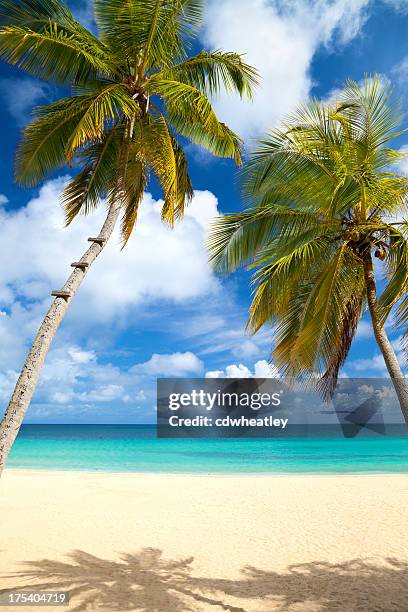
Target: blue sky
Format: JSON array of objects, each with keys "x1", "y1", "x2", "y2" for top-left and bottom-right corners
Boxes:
[{"x1": 0, "y1": 0, "x2": 407, "y2": 423}]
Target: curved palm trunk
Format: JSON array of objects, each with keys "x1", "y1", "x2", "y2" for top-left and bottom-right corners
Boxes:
[
  {"x1": 0, "y1": 199, "x2": 121, "y2": 475},
  {"x1": 0, "y1": 118, "x2": 136, "y2": 476},
  {"x1": 363, "y1": 253, "x2": 408, "y2": 424}
]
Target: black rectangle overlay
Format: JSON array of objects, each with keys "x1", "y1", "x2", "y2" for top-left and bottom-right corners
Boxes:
[{"x1": 157, "y1": 378, "x2": 408, "y2": 438}]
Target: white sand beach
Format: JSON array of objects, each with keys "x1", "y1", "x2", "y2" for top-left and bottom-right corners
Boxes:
[{"x1": 1, "y1": 470, "x2": 408, "y2": 611}]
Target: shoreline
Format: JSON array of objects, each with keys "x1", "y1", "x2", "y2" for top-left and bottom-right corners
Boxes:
[{"x1": 5, "y1": 466, "x2": 408, "y2": 477}]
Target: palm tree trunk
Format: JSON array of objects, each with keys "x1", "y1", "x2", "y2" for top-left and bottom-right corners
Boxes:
[
  {"x1": 0, "y1": 118, "x2": 136, "y2": 476},
  {"x1": 363, "y1": 252, "x2": 408, "y2": 424},
  {"x1": 0, "y1": 199, "x2": 121, "y2": 475}
]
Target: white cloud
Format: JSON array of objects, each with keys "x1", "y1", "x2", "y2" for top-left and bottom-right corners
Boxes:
[
  {"x1": 0, "y1": 178, "x2": 220, "y2": 369},
  {"x1": 0, "y1": 177, "x2": 280, "y2": 420},
  {"x1": 0, "y1": 176, "x2": 214, "y2": 417},
  {"x1": 0, "y1": 194, "x2": 8, "y2": 206},
  {"x1": 132, "y1": 351, "x2": 203, "y2": 376},
  {"x1": 0, "y1": 369, "x2": 18, "y2": 404},
  {"x1": 0, "y1": 340, "x2": 204, "y2": 420},
  {"x1": 0, "y1": 300, "x2": 46, "y2": 370},
  {"x1": 397, "y1": 144, "x2": 408, "y2": 175},
  {"x1": 392, "y1": 53, "x2": 408, "y2": 87},
  {"x1": 349, "y1": 353, "x2": 388, "y2": 372},
  {"x1": 382, "y1": 144, "x2": 408, "y2": 226},
  {"x1": 67, "y1": 346, "x2": 96, "y2": 364},
  {"x1": 348, "y1": 345, "x2": 406, "y2": 374},
  {"x1": 203, "y1": 0, "x2": 369, "y2": 139},
  {"x1": 383, "y1": 0, "x2": 408, "y2": 14},
  {"x1": 391, "y1": 336, "x2": 405, "y2": 351},
  {"x1": 253, "y1": 360, "x2": 280, "y2": 377},
  {"x1": 356, "y1": 319, "x2": 373, "y2": 340},
  {"x1": 206, "y1": 359, "x2": 279, "y2": 378},
  {"x1": 0, "y1": 177, "x2": 228, "y2": 421},
  {"x1": 233, "y1": 339, "x2": 261, "y2": 359},
  {"x1": 78, "y1": 384, "x2": 125, "y2": 403},
  {"x1": 0, "y1": 77, "x2": 52, "y2": 125},
  {"x1": 206, "y1": 364, "x2": 251, "y2": 378}
]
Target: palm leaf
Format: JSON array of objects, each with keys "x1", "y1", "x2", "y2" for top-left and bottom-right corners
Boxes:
[
  {"x1": 378, "y1": 227, "x2": 408, "y2": 324},
  {"x1": 156, "y1": 50, "x2": 259, "y2": 99},
  {"x1": 210, "y1": 75, "x2": 407, "y2": 391},
  {"x1": 208, "y1": 202, "x2": 338, "y2": 273},
  {"x1": 94, "y1": 0, "x2": 203, "y2": 69},
  {"x1": 151, "y1": 78, "x2": 242, "y2": 163},
  {"x1": 0, "y1": 1, "x2": 115, "y2": 84},
  {"x1": 16, "y1": 96, "x2": 90, "y2": 186},
  {"x1": 62, "y1": 123, "x2": 123, "y2": 224},
  {"x1": 5, "y1": 0, "x2": 256, "y2": 252},
  {"x1": 64, "y1": 83, "x2": 139, "y2": 159},
  {"x1": 120, "y1": 159, "x2": 147, "y2": 246}
]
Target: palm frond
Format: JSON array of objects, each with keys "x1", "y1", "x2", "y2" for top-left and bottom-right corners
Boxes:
[
  {"x1": 213, "y1": 75, "x2": 407, "y2": 391},
  {"x1": 166, "y1": 136, "x2": 193, "y2": 220},
  {"x1": 4, "y1": 0, "x2": 257, "y2": 253},
  {"x1": 64, "y1": 83, "x2": 138, "y2": 159},
  {"x1": 272, "y1": 248, "x2": 362, "y2": 378},
  {"x1": 0, "y1": 0, "x2": 69, "y2": 26},
  {"x1": 151, "y1": 78, "x2": 242, "y2": 163},
  {"x1": 248, "y1": 231, "x2": 340, "y2": 334},
  {"x1": 16, "y1": 97, "x2": 88, "y2": 186},
  {"x1": 16, "y1": 88, "x2": 137, "y2": 184},
  {"x1": 319, "y1": 292, "x2": 364, "y2": 398},
  {"x1": 131, "y1": 115, "x2": 178, "y2": 224},
  {"x1": 120, "y1": 159, "x2": 147, "y2": 246},
  {"x1": 155, "y1": 50, "x2": 259, "y2": 99},
  {"x1": 62, "y1": 123, "x2": 123, "y2": 224},
  {"x1": 337, "y1": 75, "x2": 406, "y2": 150},
  {"x1": 208, "y1": 202, "x2": 338, "y2": 273},
  {"x1": 378, "y1": 227, "x2": 408, "y2": 324},
  {"x1": 94, "y1": 0, "x2": 203, "y2": 69},
  {"x1": 0, "y1": 2, "x2": 115, "y2": 84}
]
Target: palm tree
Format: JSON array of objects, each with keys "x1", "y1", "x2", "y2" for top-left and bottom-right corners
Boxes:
[
  {"x1": 208, "y1": 76, "x2": 408, "y2": 422},
  {"x1": 0, "y1": 0, "x2": 258, "y2": 474}
]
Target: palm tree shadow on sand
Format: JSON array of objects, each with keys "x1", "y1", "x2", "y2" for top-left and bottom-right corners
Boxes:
[{"x1": 2, "y1": 550, "x2": 408, "y2": 611}]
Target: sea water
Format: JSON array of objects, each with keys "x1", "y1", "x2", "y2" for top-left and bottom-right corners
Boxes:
[{"x1": 6, "y1": 424, "x2": 408, "y2": 474}]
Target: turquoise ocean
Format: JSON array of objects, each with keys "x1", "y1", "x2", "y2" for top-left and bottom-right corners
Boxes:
[{"x1": 7, "y1": 425, "x2": 408, "y2": 474}]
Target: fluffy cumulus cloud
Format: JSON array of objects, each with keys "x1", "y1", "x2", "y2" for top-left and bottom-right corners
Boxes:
[
  {"x1": 131, "y1": 352, "x2": 203, "y2": 377},
  {"x1": 0, "y1": 179, "x2": 218, "y2": 394},
  {"x1": 203, "y1": 0, "x2": 370, "y2": 139},
  {"x1": 0, "y1": 176, "x2": 219, "y2": 329},
  {"x1": 206, "y1": 359, "x2": 280, "y2": 378},
  {"x1": 0, "y1": 176, "x2": 286, "y2": 420},
  {"x1": 0, "y1": 176, "x2": 274, "y2": 420}
]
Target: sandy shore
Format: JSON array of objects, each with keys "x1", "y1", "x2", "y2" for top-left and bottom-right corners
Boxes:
[{"x1": 1, "y1": 470, "x2": 408, "y2": 611}]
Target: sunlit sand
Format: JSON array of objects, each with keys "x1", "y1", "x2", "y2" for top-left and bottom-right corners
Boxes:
[{"x1": 1, "y1": 470, "x2": 408, "y2": 610}]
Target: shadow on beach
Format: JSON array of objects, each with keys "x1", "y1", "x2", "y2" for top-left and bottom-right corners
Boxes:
[{"x1": 1, "y1": 549, "x2": 408, "y2": 611}]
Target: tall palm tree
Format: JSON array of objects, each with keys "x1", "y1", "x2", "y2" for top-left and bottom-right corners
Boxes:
[
  {"x1": 209, "y1": 77, "x2": 408, "y2": 422},
  {"x1": 0, "y1": 0, "x2": 258, "y2": 473}
]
